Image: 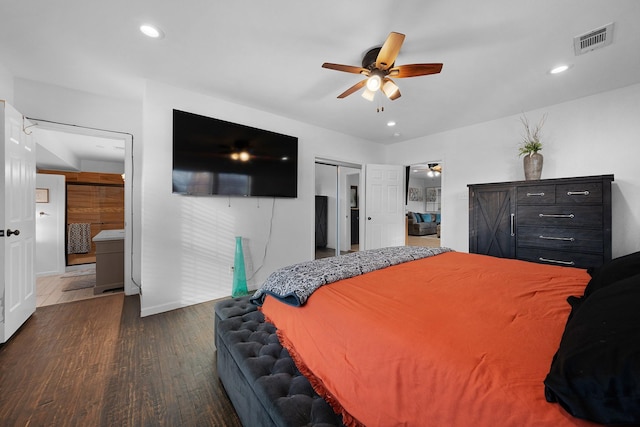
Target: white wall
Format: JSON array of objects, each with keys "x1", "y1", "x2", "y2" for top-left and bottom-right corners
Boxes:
[
  {"x1": 0, "y1": 64, "x2": 13, "y2": 104},
  {"x1": 35, "y1": 174, "x2": 65, "y2": 276},
  {"x1": 14, "y1": 78, "x2": 141, "y2": 136},
  {"x1": 140, "y1": 81, "x2": 384, "y2": 316},
  {"x1": 385, "y1": 83, "x2": 640, "y2": 258},
  {"x1": 80, "y1": 159, "x2": 124, "y2": 174}
]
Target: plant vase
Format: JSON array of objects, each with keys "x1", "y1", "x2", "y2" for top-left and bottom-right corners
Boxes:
[
  {"x1": 232, "y1": 236, "x2": 249, "y2": 297},
  {"x1": 523, "y1": 152, "x2": 543, "y2": 180}
]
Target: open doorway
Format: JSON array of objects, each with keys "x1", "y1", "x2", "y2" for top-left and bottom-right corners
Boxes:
[
  {"x1": 406, "y1": 161, "x2": 442, "y2": 248},
  {"x1": 30, "y1": 121, "x2": 134, "y2": 306},
  {"x1": 314, "y1": 160, "x2": 361, "y2": 259}
]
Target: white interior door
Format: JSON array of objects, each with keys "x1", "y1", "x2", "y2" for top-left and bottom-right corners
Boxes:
[
  {"x1": 1, "y1": 101, "x2": 36, "y2": 343},
  {"x1": 364, "y1": 164, "x2": 405, "y2": 249}
]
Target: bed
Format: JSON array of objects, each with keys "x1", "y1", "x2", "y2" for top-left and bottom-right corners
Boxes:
[{"x1": 216, "y1": 247, "x2": 640, "y2": 426}]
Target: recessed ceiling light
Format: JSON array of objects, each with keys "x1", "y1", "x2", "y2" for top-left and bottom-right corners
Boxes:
[
  {"x1": 140, "y1": 24, "x2": 164, "y2": 39},
  {"x1": 387, "y1": 121, "x2": 396, "y2": 127},
  {"x1": 550, "y1": 64, "x2": 571, "y2": 74}
]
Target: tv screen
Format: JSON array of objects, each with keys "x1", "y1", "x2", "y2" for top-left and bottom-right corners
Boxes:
[{"x1": 172, "y1": 109, "x2": 298, "y2": 198}]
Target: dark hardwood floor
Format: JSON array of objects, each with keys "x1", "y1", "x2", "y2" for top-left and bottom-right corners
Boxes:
[{"x1": 0, "y1": 294, "x2": 242, "y2": 427}]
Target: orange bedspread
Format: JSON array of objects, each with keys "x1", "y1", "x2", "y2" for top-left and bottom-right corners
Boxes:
[{"x1": 262, "y1": 252, "x2": 601, "y2": 427}]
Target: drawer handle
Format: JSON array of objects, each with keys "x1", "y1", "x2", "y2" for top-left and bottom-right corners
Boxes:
[
  {"x1": 539, "y1": 235, "x2": 575, "y2": 242},
  {"x1": 538, "y1": 213, "x2": 575, "y2": 219},
  {"x1": 539, "y1": 257, "x2": 575, "y2": 266},
  {"x1": 567, "y1": 191, "x2": 590, "y2": 196},
  {"x1": 526, "y1": 192, "x2": 545, "y2": 197}
]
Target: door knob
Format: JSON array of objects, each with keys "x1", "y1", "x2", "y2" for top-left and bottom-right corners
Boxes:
[
  {"x1": 367, "y1": 217, "x2": 372, "y2": 220},
  {"x1": 7, "y1": 229, "x2": 20, "y2": 236}
]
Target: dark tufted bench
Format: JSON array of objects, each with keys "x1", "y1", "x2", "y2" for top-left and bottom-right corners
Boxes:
[{"x1": 215, "y1": 296, "x2": 345, "y2": 427}]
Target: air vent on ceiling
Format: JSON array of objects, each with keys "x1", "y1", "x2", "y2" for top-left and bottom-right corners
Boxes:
[{"x1": 574, "y1": 23, "x2": 614, "y2": 56}]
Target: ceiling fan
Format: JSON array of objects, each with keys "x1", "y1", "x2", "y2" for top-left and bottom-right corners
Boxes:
[{"x1": 322, "y1": 32, "x2": 443, "y2": 102}]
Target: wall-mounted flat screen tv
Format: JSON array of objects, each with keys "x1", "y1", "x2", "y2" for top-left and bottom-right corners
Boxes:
[{"x1": 172, "y1": 109, "x2": 298, "y2": 198}]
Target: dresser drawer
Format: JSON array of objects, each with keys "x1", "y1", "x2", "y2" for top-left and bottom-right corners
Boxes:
[
  {"x1": 556, "y1": 182, "x2": 603, "y2": 204},
  {"x1": 517, "y1": 226, "x2": 603, "y2": 252},
  {"x1": 517, "y1": 205, "x2": 603, "y2": 227},
  {"x1": 517, "y1": 185, "x2": 555, "y2": 205},
  {"x1": 517, "y1": 247, "x2": 604, "y2": 269}
]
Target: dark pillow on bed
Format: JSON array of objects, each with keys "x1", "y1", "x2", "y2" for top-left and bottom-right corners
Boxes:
[
  {"x1": 583, "y1": 251, "x2": 640, "y2": 298},
  {"x1": 544, "y1": 273, "x2": 640, "y2": 425}
]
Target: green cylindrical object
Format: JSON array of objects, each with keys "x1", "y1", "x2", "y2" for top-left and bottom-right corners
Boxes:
[{"x1": 232, "y1": 236, "x2": 248, "y2": 297}]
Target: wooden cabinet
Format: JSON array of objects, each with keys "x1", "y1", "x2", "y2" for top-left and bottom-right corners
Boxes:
[
  {"x1": 468, "y1": 175, "x2": 613, "y2": 269},
  {"x1": 468, "y1": 184, "x2": 516, "y2": 258},
  {"x1": 93, "y1": 230, "x2": 124, "y2": 294}
]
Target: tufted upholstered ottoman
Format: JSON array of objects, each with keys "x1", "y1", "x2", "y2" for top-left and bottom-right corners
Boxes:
[{"x1": 215, "y1": 296, "x2": 345, "y2": 427}]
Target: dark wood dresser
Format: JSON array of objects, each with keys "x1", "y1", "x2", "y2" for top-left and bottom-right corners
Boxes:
[{"x1": 468, "y1": 175, "x2": 613, "y2": 269}]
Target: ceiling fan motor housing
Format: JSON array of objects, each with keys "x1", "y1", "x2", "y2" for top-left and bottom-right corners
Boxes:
[{"x1": 362, "y1": 47, "x2": 394, "y2": 70}]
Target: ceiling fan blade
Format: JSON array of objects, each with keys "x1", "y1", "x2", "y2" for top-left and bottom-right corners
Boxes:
[
  {"x1": 322, "y1": 63, "x2": 369, "y2": 75},
  {"x1": 388, "y1": 63, "x2": 443, "y2": 78},
  {"x1": 375, "y1": 32, "x2": 405, "y2": 70},
  {"x1": 382, "y1": 78, "x2": 401, "y2": 100},
  {"x1": 337, "y1": 79, "x2": 367, "y2": 98}
]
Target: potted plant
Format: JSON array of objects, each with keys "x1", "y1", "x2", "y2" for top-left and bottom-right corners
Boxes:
[{"x1": 518, "y1": 113, "x2": 546, "y2": 180}]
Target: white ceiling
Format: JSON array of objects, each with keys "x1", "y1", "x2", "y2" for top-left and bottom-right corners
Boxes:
[
  {"x1": 34, "y1": 128, "x2": 125, "y2": 170},
  {"x1": 1, "y1": 0, "x2": 640, "y2": 153}
]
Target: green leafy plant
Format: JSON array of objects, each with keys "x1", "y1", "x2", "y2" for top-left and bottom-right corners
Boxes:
[{"x1": 518, "y1": 113, "x2": 546, "y2": 157}]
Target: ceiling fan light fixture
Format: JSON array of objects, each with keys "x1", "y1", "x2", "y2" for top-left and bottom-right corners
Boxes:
[
  {"x1": 231, "y1": 151, "x2": 251, "y2": 161},
  {"x1": 382, "y1": 79, "x2": 400, "y2": 99},
  {"x1": 428, "y1": 163, "x2": 442, "y2": 177},
  {"x1": 366, "y1": 74, "x2": 382, "y2": 92},
  {"x1": 361, "y1": 88, "x2": 376, "y2": 102}
]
